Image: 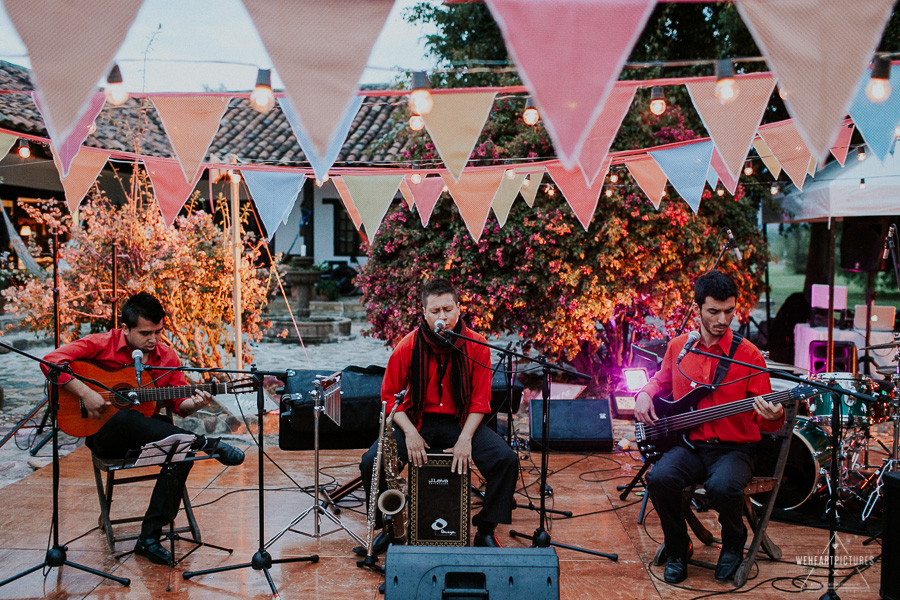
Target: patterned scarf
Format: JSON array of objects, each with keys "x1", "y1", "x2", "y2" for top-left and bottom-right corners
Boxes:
[{"x1": 407, "y1": 317, "x2": 472, "y2": 427}]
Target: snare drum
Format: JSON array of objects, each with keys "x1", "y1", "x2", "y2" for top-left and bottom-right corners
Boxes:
[
  {"x1": 408, "y1": 455, "x2": 470, "y2": 546},
  {"x1": 807, "y1": 373, "x2": 874, "y2": 427},
  {"x1": 752, "y1": 417, "x2": 831, "y2": 510}
]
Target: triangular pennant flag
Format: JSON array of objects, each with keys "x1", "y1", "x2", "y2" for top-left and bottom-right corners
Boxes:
[
  {"x1": 278, "y1": 96, "x2": 363, "y2": 184},
  {"x1": 242, "y1": 170, "x2": 305, "y2": 239},
  {"x1": 492, "y1": 172, "x2": 527, "y2": 228},
  {"x1": 519, "y1": 172, "x2": 542, "y2": 207},
  {"x1": 752, "y1": 137, "x2": 782, "y2": 179},
  {"x1": 736, "y1": 0, "x2": 895, "y2": 160},
  {"x1": 626, "y1": 155, "x2": 668, "y2": 210},
  {"x1": 243, "y1": 0, "x2": 393, "y2": 161},
  {"x1": 151, "y1": 96, "x2": 230, "y2": 184},
  {"x1": 577, "y1": 81, "x2": 639, "y2": 186},
  {"x1": 546, "y1": 162, "x2": 608, "y2": 230},
  {"x1": 51, "y1": 149, "x2": 109, "y2": 213},
  {"x1": 706, "y1": 163, "x2": 719, "y2": 190},
  {"x1": 34, "y1": 92, "x2": 106, "y2": 178},
  {"x1": 399, "y1": 179, "x2": 415, "y2": 209},
  {"x1": 807, "y1": 155, "x2": 816, "y2": 178},
  {"x1": 849, "y1": 67, "x2": 900, "y2": 161},
  {"x1": 441, "y1": 170, "x2": 505, "y2": 241},
  {"x1": 4, "y1": 0, "x2": 143, "y2": 143},
  {"x1": 0, "y1": 132, "x2": 17, "y2": 158},
  {"x1": 406, "y1": 177, "x2": 446, "y2": 227},
  {"x1": 332, "y1": 177, "x2": 362, "y2": 230},
  {"x1": 341, "y1": 174, "x2": 404, "y2": 239},
  {"x1": 686, "y1": 74, "x2": 775, "y2": 180},
  {"x1": 144, "y1": 157, "x2": 203, "y2": 226},
  {"x1": 485, "y1": 0, "x2": 655, "y2": 169},
  {"x1": 710, "y1": 147, "x2": 740, "y2": 195},
  {"x1": 758, "y1": 122, "x2": 812, "y2": 190},
  {"x1": 423, "y1": 92, "x2": 497, "y2": 181},
  {"x1": 830, "y1": 123, "x2": 855, "y2": 167},
  {"x1": 650, "y1": 141, "x2": 715, "y2": 213}
]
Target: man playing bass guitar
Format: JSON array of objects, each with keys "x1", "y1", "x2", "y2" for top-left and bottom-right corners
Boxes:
[
  {"x1": 40, "y1": 292, "x2": 245, "y2": 565},
  {"x1": 634, "y1": 270, "x2": 784, "y2": 585}
]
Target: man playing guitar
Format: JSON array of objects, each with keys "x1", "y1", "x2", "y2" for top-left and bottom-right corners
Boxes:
[
  {"x1": 40, "y1": 292, "x2": 245, "y2": 565},
  {"x1": 634, "y1": 270, "x2": 784, "y2": 585}
]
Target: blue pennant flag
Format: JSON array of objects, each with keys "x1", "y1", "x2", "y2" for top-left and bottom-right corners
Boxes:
[
  {"x1": 243, "y1": 170, "x2": 306, "y2": 238},
  {"x1": 849, "y1": 67, "x2": 900, "y2": 161},
  {"x1": 649, "y1": 141, "x2": 714, "y2": 213}
]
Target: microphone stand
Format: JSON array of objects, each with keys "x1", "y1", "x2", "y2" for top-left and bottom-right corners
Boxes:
[
  {"x1": 686, "y1": 347, "x2": 877, "y2": 600},
  {"x1": 440, "y1": 328, "x2": 617, "y2": 560}
]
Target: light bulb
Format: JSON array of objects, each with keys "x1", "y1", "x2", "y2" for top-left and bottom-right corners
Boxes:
[
  {"x1": 605, "y1": 188, "x2": 613, "y2": 198},
  {"x1": 409, "y1": 115, "x2": 425, "y2": 131},
  {"x1": 410, "y1": 172, "x2": 422, "y2": 184},
  {"x1": 16, "y1": 139, "x2": 30, "y2": 158},
  {"x1": 442, "y1": 185, "x2": 449, "y2": 193},
  {"x1": 770, "y1": 184, "x2": 778, "y2": 196},
  {"x1": 609, "y1": 173, "x2": 618, "y2": 183},
  {"x1": 860, "y1": 178, "x2": 866, "y2": 190},
  {"x1": 408, "y1": 72, "x2": 433, "y2": 116},
  {"x1": 523, "y1": 98, "x2": 540, "y2": 126},
  {"x1": 545, "y1": 185, "x2": 555, "y2": 197},
  {"x1": 505, "y1": 169, "x2": 516, "y2": 179},
  {"x1": 249, "y1": 69, "x2": 275, "y2": 113},
  {"x1": 865, "y1": 56, "x2": 892, "y2": 103},
  {"x1": 104, "y1": 64, "x2": 129, "y2": 106},
  {"x1": 744, "y1": 165, "x2": 753, "y2": 177},
  {"x1": 649, "y1": 86, "x2": 666, "y2": 116},
  {"x1": 19, "y1": 225, "x2": 31, "y2": 237},
  {"x1": 713, "y1": 59, "x2": 740, "y2": 105},
  {"x1": 716, "y1": 187, "x2": 725, "y2": 197},
  {"x1": 858, "y1": 148, "x2": 867, "y2": 161}
]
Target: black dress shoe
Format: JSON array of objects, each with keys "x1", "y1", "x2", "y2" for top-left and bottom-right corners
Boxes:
[
  {"x1": 473, "y1": 532, "x2": 502, "y2": 547},
  {"x1": 209, "y1": 441, "x2": 245, "y2": 466},
  {"x1": 134, "y1": 537, "x2": 172, "y2": 565},
  {"x1": 715, "y1": 544, "x2": 743, "y2": 582},
  {"x1": 664, "y1": 556, "x2": 688, "y2": 584},
  {"x1": 353, "y1": 531, "x2": 389, "y2": 557}
]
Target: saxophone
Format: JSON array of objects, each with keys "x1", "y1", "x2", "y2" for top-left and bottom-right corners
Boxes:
[{"x1": 377, "y1": 394, "x2": 407, "y2": 544}]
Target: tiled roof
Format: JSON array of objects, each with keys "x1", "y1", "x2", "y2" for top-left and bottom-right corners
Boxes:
[{"x1": 0, "y1": 60, "x2": 413, "y2": 168}]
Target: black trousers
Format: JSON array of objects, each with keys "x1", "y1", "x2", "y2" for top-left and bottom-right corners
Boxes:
[
  {"x1": 646, "y1": 441, "x2": 756, "y2": 558},
  {"x1": 360, "y1": 414, "x2": 518, "y2": 528},
  {"x1": 86, "y1": 410, "x2": 194, "y2": 540}
]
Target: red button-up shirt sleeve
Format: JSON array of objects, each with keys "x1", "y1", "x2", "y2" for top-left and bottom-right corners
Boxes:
[
  {"x1": 465, "y1": 334, "x2": 493, "y2": 415},
  {"x1": 383, "y1": 332, "x2": 415, "y2": 413}
]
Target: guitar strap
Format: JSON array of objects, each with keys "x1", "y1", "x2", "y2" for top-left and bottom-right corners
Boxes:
[{"x1": 710, "y1": 333, "x2": 743, "y2": 389}]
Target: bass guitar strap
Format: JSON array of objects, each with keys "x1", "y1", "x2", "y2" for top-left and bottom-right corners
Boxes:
[{"x1": 710, "y1": 332, "x2": 744, "y2": 389}]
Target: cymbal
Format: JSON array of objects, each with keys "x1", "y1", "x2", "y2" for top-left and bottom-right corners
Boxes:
[
  {"x1": 765, "y1": 359, "x2": 809, "y2": 375},
  {"x1": 861, "y1": 340, "x2": 900, "y2": 351},
  {"x1": 876, "y1": 365, "x2": 899, "y2": 376}
]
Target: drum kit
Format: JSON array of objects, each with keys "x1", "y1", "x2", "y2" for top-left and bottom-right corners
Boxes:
[{"x1": 757, "y1": 344, "x2": 900, "y2": 521}]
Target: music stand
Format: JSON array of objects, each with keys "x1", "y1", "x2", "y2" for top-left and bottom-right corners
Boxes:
[{"x1": 267, "y1": 373, "x2": 365, "y2": 547}]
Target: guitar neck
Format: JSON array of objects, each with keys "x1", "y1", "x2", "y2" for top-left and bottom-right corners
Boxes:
[{"x1": 125, "y1": 382, "x2": 226, "y2": 404}]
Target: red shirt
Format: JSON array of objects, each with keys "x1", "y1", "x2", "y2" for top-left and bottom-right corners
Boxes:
[
  {"x1": 383, "y1": 329, "x2": 492, "y2": 425},
  {"x1": 640, "y1": 328, "x2": 780, "y2": 443},
  {"x1": 41, "y1": 329, "x2": 190, "y2": 415}
]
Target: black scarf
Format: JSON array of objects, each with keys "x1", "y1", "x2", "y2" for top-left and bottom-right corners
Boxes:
[{"x1": 407, "y1": 317, "x2": 472, "y2": 427}]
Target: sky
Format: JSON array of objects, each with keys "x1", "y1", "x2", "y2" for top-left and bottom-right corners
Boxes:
[{"x1": 0, "y1": 0, "x2": 439, "y2": 92}]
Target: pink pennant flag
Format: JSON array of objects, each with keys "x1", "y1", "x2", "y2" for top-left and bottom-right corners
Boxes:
[
  {"x1": 407, "y1": 177, "x2": 446, "y2": 227},
  {"x1": 34, "y1": 92, "x2": 106, "y2": 178},
  {"x1": 151, "y1": 96, "x2": 230, "y2": 184},
  {"x1": 736, "y1": 0, "x2": 895, "y2": 161},
  {"x1": 757, "y1": 122, "x2": 812, "y2": 190},
  {"x1": 577, "y1": 81, "x2": 639, "y2": 186},
  {"x1": 686, "y1": 74, "x2": 775, "y2": 181},
  {"x1": 625, "y1": 156, "x2": 667, "y2": 210},
  {"x1": 243, "y1": 0, "x2": 393, "y2": 161},
  {"x1": 492, "y1": 171, "x2": 528, "y2": 227},
  {"x1": 4, "y1": 0, "x2": 143, "y2": 143},
  {"x1": 485, "y1": 0, "x2": 655, "y2": 169},
  {"x1": 342, "y1": 174, "x2": 404, "y2": 239},
  {"x1": 332, "y1": 177, "x2": 363, "y2": 230},
  {"x1": 423, "y1": 91, "x2": 497, "y2": 181},
  {"x1": 830, "y1": 123, "x2": 855, "y2": 167},
  {"x1": 442, "y1": 170, "x2": 505, "y2": 242},
  {"x1": 144, "y1": 157, "x2": 204, "y2": 226},
  {"x1": 519, "y1": 172, "x2": 542, "y2": 207},
  {"x1": 399, "y1": 179, "x2": 416, "y2": 210},
  {"x1": 52, "y1": 149, "x2": 109, "y2": 212},
  {"x1": 547, "y1": 162, "x2": 608, "y2": 230},
  {"x1": 710, "y1": 148, "x2": 740, "y2": 195}
]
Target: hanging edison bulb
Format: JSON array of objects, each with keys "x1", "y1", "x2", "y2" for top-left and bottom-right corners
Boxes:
[
  {"x1": 16, "y1": 139, "x2": 30, "y2": 158},
  {"x1": 713, "y1": 59, "x2": 740, "y2": 105},
  {"x1": 649, "y1": 86, "x2": 666, "y2": 116},
  {"x1": 408, "y1": 71, "x2": 434, "y2": 116},
  {"x1": 249, "y1": 69, "x2": 276, "y2": 113},
  {"x1": 104, "y1": 64, "x2": 129, "y2": 106},
  {"x1": 409, "y1": 114, "x2": 426, "y2": 131},
  {"x1": 523, "y1": 98, "x2": 540, "y2": 126},
  {"x1": 865, "y1": 56, "x2": 892, "y2": 103}
]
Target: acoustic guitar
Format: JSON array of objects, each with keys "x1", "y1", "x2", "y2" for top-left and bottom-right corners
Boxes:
[
  {"x1": 54, "y1": 360, "x2": 257, "y2": 437},
  {"x1": 634, "y1": 384, "x2": 821, "y2": 463}
]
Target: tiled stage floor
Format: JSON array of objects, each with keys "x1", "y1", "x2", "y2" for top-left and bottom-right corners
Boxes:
[{"x1": 0, "y1": 439, "x2": 886, "y2": 599}]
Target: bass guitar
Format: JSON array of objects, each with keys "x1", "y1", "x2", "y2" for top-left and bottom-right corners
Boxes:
[
  {"x1": 634, "y1": 384, "x2": 821, "y2": 463},
  {"x1": 55, "y1": 360, "x2": 257, "y2": 437}
]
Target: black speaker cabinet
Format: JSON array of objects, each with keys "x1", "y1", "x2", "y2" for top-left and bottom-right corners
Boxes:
[
  {"x1": 882, "y1": 471, "x2": 900, "y2": 600},
  {"x1": 384, "y1": 546, "x2": 559, "y2": 600},
  {"x1": 841, "y1": 218, "x2": 888, "y2": 273},
  {"x1": 529, "y1": 397, "x2": 613, "y2": 451}
]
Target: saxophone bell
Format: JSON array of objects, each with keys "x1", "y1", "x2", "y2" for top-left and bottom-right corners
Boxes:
[{"x1": 377, "y1": 488, "x2": 407, "y2": 543}]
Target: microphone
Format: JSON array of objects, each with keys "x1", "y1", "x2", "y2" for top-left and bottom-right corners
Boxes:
[
  {"x1": 677, "y1": 331, "x2": 701, "y2": 364},
  {"x1": 725, "y1": 229, "x2": 743, "y2": 261},
  {"x1": 434, "y1": 319, "x2": 446, "y2": 334},
  {"x1": 132, "y1": 349, "x2": 144, "y2": 387},
  {"x1": 883, "y1": 224, "x2": 896, "y2": 260}
]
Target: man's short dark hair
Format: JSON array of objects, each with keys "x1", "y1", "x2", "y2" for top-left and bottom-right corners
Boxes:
[
  {"x1": 121, "y1": 292, "x2": 166, "y2": 328},
  {"x1": 421, "y1": 279, "x2": 458, "y2": 307},
  {"x1": 693, "y1": 270, "x2": 738, "y2": 307}
]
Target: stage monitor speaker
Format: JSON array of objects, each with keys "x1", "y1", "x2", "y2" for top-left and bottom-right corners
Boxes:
[
  {"x1": 882, "y1": 471, "x2": 900, "y2": 600},
  {"x1": 384, "y1": 546, "x2": 559, "y2": 600},
  {"x1": 529, "y1": 397, "x2": 613, "y2": 451}
]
